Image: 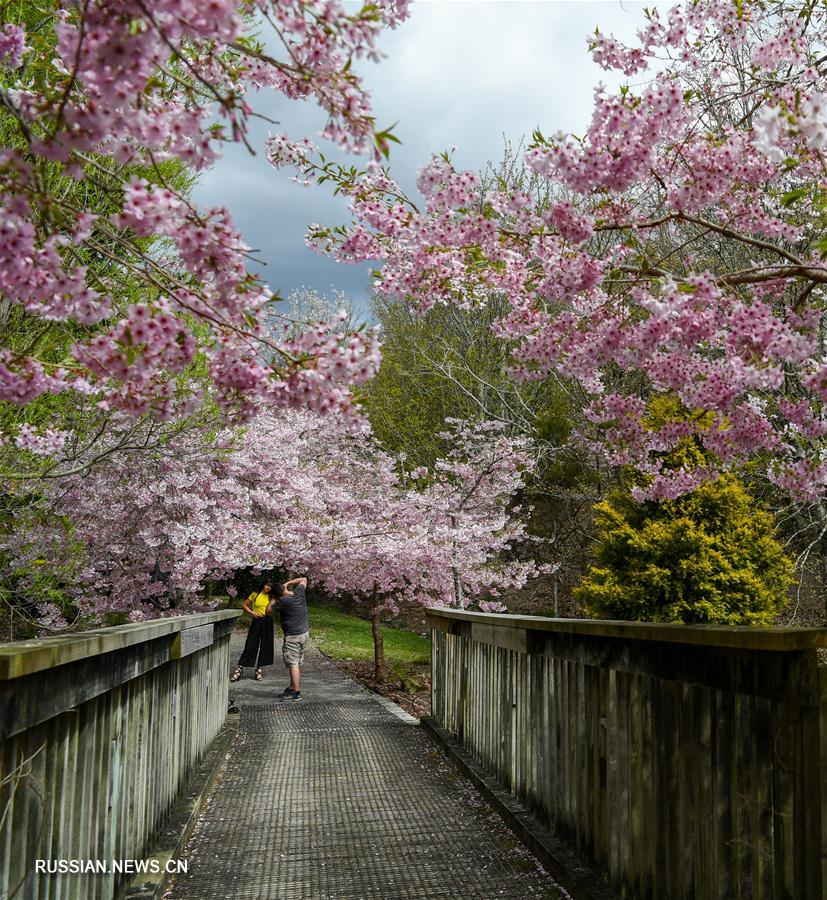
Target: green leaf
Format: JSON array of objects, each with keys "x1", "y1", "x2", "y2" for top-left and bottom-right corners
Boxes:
[{"x1": 781, "y1": 186, "x2": 809, "y2": 207}]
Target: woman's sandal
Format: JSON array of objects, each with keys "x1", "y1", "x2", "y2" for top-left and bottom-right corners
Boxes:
[
  {"x1": 230, "y1": 666, "x2": 243, "y2": 682},
  {"x1": 255, "y1": 667, "x2": 264, "y2": 681}
]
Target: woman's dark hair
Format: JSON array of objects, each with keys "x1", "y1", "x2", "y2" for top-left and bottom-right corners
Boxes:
[{"x1": 263, "y1": 581, "x2": 273, "y2": 590}]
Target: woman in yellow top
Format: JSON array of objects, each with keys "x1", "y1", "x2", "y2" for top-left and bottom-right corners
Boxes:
[{"x1": 230, "y1": 581, "x2": 274, "y2": 682}]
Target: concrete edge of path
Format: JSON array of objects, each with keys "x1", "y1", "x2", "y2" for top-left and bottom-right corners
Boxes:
[
  {"x1": 315, "y1": 650, "x2": 420, "y2": 724},
  {"x1": 361, "y1": 687, "x2": 420, "y2": 724},
  {"x1": 120, "y1": 715, "x2": 240, "y2": 900},
  {"x1": 420, "y1": 717, "x2": 618, "y2": 900}
]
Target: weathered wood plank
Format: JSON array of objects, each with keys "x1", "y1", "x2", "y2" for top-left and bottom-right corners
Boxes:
[
  {"x1": 799, "y1": 701, "x2": 823, "y2": 899},
  {"x1": 426, "y1": 607, "x2": 827, "y2": 651},
  {"x1": 171, "y1": 623, "x2": 215, "y2": 659},
  {"x1": 712, "y1": 688, "x2": 734, "y2": 900},
  {"x1": 595, "y1": 665, "x2": 609, "y2": 870},
  {"x1": 548, "y1": 656, "x2": 561, "y2": 835},
  {"x1": 427, "y1": 610, "x2": 827, "y2": 900},
  {"x1": 696, "y1": 686, "x2": 714, "y2": 898},
  {"x1": 677, "y1": 683, "x2": 694, "y2": 896},
  {"x1": 627, "y1": 673, "x2": 643, "y2": 897},
  {"x1": 607, "y1": 667, "x2": 619, "y2": 881},
  {"x1": 615, "y1": 671, "x2": 630, "y2": 887},
  {"x1": 0, "y1": 616, "x2": 234, "y2": 900},
  {"x1": 583, "y1": 665, "x2": 597, "y2": 860},
  {"x1": 0, "y1": 610, "x2": 239, "y2": 679},
  {"x1": 820, "y1": 669, "x2": 827, "y2": 896},
  {"x1": 575, "y1": 661, "x2": 587, "y2": 854},
  {"x1": 750, "y1": 698, "x2": 780, "y2": 900},
  {"x1": 638, "y1": 673, "x2": 656, "y2": 899},
  {"x1": 732, "y1": 693, "x2": 751, "y2": 899},
  {"x1": 471, "y1": 622, "x2": 529, "y2": 654},
  {"x1": 770, "y1": 698, "x2": 794, "y2": 897},
  {"x1": 662, "y1": 680, "x2": 681, "y2": 894}
]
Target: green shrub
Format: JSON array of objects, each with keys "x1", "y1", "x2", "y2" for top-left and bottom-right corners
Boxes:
[{"x1": 574, "y1": 476, "x2": 793, "y2": 624}]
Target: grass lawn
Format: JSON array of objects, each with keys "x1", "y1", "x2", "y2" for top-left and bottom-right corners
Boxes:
[{"x1": 308, "y1": 602, "x2": 430, "y2": 665}]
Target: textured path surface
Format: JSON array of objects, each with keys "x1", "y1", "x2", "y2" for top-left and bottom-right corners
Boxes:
[{"x1": 164, "y1": 634, "x2": 567, "y2": 900}]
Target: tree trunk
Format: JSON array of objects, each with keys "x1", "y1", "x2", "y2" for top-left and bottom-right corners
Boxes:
[
  {"x1": 370, "y1": 581, "x2": 387, "y2": 681},
  {"x1": 452, "y1": 565, "x2": 463, "y2": 606},
  {"x1": 450, "y1": 516, "x2": 463, "y2": 607}
]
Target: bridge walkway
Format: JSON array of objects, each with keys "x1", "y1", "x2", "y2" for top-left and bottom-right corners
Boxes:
[{"x1": 164, "y1": 635, "x2": 566, "y2": 900}]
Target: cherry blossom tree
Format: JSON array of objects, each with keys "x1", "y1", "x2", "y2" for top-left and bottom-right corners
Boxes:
[
  {"x1": 3, "y1": 408, "x2": 363, "y2": 628},
  {"x1": 4, "y1": 409, "x2": 541, "y2": 664},
  {"x1": 0, "y1": 0, "x2": 407, "y2": 435},
  {"x1": 0, "y1": 1, "x2": 404, "y2": 634},
  {"x1": 273, "y1": 0, "x2": 827, "y2": 506},
  {"x1": 19, "y1": 0, "x2": 827, "y2": 639},
  {"x1": 291, "y1": 418, "x2": 542, "y2": 677}
]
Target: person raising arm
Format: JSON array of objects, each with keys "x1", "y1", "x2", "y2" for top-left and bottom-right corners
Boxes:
[
  {"x1": 269, "y1": 576, "x2": 310, "y2": 702},
  {"x1": 282, "y1": 576, "x2": 307, "y2": 595}
]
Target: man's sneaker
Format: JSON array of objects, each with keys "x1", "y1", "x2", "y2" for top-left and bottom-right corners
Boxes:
[{"x1": 278, "y1": 688, "x2": 303, "y2": 702}]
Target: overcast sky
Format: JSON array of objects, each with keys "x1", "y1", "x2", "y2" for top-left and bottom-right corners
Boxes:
[{"x1": 195, "y1": 1, "x2": 667, "y2": 316}]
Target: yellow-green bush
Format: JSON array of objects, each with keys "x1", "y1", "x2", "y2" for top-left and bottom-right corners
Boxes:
[{"x1": 574, "y1": 476, "x2": 793, "y2": 625}]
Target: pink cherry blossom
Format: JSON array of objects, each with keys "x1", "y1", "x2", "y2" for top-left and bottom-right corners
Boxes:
[
  {"x1": 5, "y1": 410, "x2": 539, "y2": 622},
  {"x1": 284, "y1": 0, "x2": 827, "y2": 502},
  {"x1": 1, "y1": 1, "x2": 408, "y2": 422},
  {"x1": 0, "y1": 22, "x2": 25, "y2": 68}
]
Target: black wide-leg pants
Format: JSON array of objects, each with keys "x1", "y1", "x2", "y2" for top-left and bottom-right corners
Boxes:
[{"x1": 238, "y1": 615, "x2": 275, "y2": 667}]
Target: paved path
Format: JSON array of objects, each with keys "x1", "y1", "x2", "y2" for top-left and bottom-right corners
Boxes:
[{"x1": 165, "y1": 635, "x2": 567, "y2": 900}]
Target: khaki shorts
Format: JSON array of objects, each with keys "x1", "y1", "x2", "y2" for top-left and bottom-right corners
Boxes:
[{"x1": 282, "y1": 631, "x2": 309, "y2": 667}]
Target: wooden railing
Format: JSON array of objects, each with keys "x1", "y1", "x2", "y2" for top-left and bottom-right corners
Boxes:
[
  {"x1": 0, "y1": 610, "x2": 239, "y2": 900},
  {"x1": 427, "y1": 608, "x2": 827, "y2": 899}
]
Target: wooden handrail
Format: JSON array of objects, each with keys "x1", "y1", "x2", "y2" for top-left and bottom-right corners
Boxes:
[
  {"x1": 0, "y1": 610, "x2": 240, "y2": 679},
  {"x1": 425, "y1": 606, "x2": 827, "y2": 652}
]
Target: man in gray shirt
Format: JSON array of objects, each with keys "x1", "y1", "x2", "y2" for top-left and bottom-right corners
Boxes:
[{"x1": 268, "y1": 576, "x2": 309, "y2": 701}]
